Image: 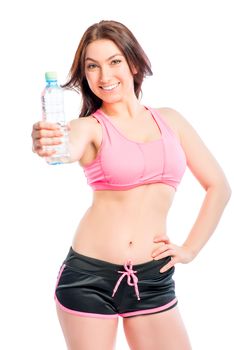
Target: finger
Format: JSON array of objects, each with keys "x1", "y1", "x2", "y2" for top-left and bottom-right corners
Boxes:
[
  {"x1": 37, "y1": 148, "x2": 57, "y2": 157},
  {"x1": 32, "y1": 121, "x2": 64, "y2": 134},
  {"x1": 160, "y1": 257, "x2": 176, "y2": 273},
  {"x1": 34, "y1": 137, "x2": 62, "y2": 149},
  {"x1": 152, "y1": 243, "x2": 173, "y2": 258},
  {"x1": 153, "y1": 234, "x2": 170, "y2": 244},
  {"x1": 33, "y1": 121, "x2": 61, "y2": 131},
  {"x1": 152, "y1": 250, "x2": 174, "y2": 260},
  {"x1": 33, "y1": 129, "x2": 64, "y2": 140},
  {"x1": 33, "y1": 138, "x2": 62, "y2": 157}
]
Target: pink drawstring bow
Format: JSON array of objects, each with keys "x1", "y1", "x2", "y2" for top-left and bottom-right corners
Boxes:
[{"x1": 112, "y1": 260, "x2": 140, "y2": 300}]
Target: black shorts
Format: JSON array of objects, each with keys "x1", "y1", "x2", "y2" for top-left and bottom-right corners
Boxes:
[{"x1": 54, "y1": 247, "x2": 177, "y2": 319}]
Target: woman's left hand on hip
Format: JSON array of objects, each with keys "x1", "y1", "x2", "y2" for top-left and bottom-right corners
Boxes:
[{"x1": 151, "y1": 235, "x2": 194, "y2": 273}]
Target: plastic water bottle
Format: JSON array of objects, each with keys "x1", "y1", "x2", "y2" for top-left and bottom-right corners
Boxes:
[{"x1": 41, "y1": 71, "x2": 70, "y2": 165}]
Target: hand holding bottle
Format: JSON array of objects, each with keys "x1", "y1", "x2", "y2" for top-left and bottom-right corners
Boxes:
[{"x1": 31, "y1": 121, "x2": 64, "y2": 157}]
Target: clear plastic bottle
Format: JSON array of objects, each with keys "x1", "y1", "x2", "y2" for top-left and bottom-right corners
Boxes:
[{"x1": 41, "y1": 71, "x2": 70, "y2": 165}]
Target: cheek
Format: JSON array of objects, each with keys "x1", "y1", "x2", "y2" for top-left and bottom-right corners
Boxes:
[
  {"x1": 85, "y1": 76, "x2": 99, "y2": 94},
  {"x1": 120, "y1": 67, "x2": 135, "y2": 83},
  {"x1": 85, "y1": 76, "x2": 103, "y2": 98},
  {"x1": 85, "y1": 74, "x2": 92, "y2": 86},
  {"x1": 85, "y1": 71, "x2": 98, "y2": 85}
]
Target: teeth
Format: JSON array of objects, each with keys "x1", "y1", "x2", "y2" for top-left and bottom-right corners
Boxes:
[{"x1": 101, "y1": 83, "x2": 119, "y2": 91}]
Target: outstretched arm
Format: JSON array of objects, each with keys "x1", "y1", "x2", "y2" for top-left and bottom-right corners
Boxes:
[{"x1": 31, "y1": 116, "x2": 96, "y2": 163}]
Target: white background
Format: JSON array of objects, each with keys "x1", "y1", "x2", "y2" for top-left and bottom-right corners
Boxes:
[{"x1": 1, "y1": 0, "x2": 234, "y2": 349}]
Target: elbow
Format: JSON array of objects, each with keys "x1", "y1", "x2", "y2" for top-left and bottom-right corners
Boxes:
[
  {"x1": 221, "y1": 187, "x2": 232, "y2": 207},
  {"x1": 221, "y1": 177, "x2": 232, "y2": 203},
  {"x1": 208, "y1": 178, "x2": 232, "y2": 204},
  {"x1": 224, "y1": 182, "x2": 232, "y2": 203}
]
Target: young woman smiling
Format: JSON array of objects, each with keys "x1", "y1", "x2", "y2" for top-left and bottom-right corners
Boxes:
[{"x1": 31, "y1": 20, "x2": 231, "y2": 350}]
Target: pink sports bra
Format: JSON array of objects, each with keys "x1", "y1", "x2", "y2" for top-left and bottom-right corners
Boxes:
[{"x1": 82, "y1": 107, "x2": 187, "y2": 191}]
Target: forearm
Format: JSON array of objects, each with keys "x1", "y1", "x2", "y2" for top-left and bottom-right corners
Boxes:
[{"x1": 182, "y1": 183, "x2": 231, "y2": 258}]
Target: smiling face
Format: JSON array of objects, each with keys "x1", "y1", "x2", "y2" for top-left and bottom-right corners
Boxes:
[{"x1": 84, "y1": 39, "x2": 137, "y2": 105}]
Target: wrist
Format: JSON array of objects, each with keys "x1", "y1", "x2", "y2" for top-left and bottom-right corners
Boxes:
[{"x1": 182, "y1": 243, "x2": 198, "y2": 261}]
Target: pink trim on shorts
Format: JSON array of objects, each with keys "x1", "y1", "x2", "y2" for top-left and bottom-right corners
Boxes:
[
  {"x1": 54, "y1": 264, "x2": 66, "y2": 290},
  {"x1": 54, "y1": 295, "x2": 118, "y2": 319},
  {"x1": 120, "y1": 297, "x2": 178, "y2": 317},
  {"x1": 53, "y1": 261, "x2": 177, "y2": 319},
  {"x1": 54, "y1": 263, "x2": 118, "y2": 319},
  {"x1": 54, "y1": 295, "x2": 177, "y2": 319}
]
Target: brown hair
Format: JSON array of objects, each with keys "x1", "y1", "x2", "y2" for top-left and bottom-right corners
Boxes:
[{"x1": 63, "y1": 20, "x2": 153, "y2": 117}]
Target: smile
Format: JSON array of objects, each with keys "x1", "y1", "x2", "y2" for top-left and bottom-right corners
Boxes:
[{"x1": 100, "y1": 83, "x2": 120, "y2": 91}]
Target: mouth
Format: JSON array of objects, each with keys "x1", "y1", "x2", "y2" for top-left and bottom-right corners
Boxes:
[{"x1": 99, "y1": 82, "x2": 120, "y2": 91}]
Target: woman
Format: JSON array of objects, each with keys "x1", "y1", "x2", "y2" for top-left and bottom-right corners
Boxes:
[{"x1": 31, "y1": 20, "x2": 231, "y2": 350}]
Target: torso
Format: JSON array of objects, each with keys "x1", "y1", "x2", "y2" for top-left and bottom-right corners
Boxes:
[{"x1": 72, "y1": 107, "x2": 179, "y2": 264}]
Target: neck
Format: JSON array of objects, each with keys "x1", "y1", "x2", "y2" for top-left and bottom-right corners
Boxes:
[{"x1": 101, "y1": 99, "x2": 144, "y2": 119}]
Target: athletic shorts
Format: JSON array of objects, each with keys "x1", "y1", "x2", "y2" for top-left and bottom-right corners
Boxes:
[{"x1": 54, "y1": 246, "x2": 177, "y2": 319}]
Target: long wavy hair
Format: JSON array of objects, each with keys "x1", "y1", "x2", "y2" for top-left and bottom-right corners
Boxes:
[{"x1": 63, "y1": 20, "x2": 153, "y2": 117}]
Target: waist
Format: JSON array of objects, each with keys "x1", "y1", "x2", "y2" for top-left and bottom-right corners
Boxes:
[
  {"x1": 73, "y1": 187, "x2": 172, "y2": 263},
  {"x1": 76, "y1": 205, "x2": 167, "y2": 239},
  {"x1": 73, "y1": 220, "x2": 167, "y2": 264},
  {"x1": 64, "y1": 246, "x2": 172, "y2": 278}
]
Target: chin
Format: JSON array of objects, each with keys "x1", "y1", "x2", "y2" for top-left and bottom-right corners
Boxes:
[{"x1": 100, "y1": 95, "x2": 122, "y2": 104}]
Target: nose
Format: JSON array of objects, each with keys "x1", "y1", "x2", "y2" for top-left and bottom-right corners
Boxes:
[{"x1": 99, "y1": 66, "x2": 111, "y2": 84}]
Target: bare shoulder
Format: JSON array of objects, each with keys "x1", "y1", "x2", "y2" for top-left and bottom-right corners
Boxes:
[
  {"x1": 157, "y1": 107, "x2": 187, "y2": 125},
  {"x1": 156, "y1": 107, "x2": 182, "y2": 119},
  {"x1": 156, "y1": 107, "x2": 200, "y2": 141},
  {"x1": 70, "y1": 115, "x2": 98, "y2": 131},
  {"x1": 156, "y1": 107, "x2": 187, "y2": 137},
  {"x1": 69, "y1": 115, "x2": 100, "y2": 139},
  {"x1": 156, "y1": 106, "x2": 205, "y2": 147}
]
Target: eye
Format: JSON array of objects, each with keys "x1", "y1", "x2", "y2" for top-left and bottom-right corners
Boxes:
[
  {"x1": 111, "y1": 59, "x2": 121, "y2": 65},
  {"x1": 86, "y1": 63, "x2": 98, "y2": 70}
]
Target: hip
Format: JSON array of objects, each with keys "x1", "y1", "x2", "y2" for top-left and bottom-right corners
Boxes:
[{"x1": 54, "y1": 246, "x2": 177, "y2": 318}]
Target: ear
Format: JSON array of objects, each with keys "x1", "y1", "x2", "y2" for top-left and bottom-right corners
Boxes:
[
  {"x1": 129, "y1": 62, "x2": 138, "y2": 75},
  {"x1": 132, "y1": 66, "x2": 138, "y2": 75}
]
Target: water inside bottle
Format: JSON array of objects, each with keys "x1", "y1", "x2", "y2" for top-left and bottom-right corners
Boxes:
[{"x1": 45, "y1": 124, "x2": 70, "y2": 165}]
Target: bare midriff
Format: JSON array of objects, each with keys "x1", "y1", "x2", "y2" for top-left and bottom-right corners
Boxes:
[{"x1": 72, "y1": 183, "x2": 175, "y2": 264}]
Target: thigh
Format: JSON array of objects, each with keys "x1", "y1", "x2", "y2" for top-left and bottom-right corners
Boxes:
[
  {"x1": 56, "y1": 304, "x2": 119, "y2": 350},
  {"x1": 123, "y1": 306, "x2": 192, "y2": 350}
]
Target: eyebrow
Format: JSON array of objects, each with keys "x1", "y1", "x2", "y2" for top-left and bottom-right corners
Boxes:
[{"x1": 85, "y1": 53, "x2": 124, "y2": 62}]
